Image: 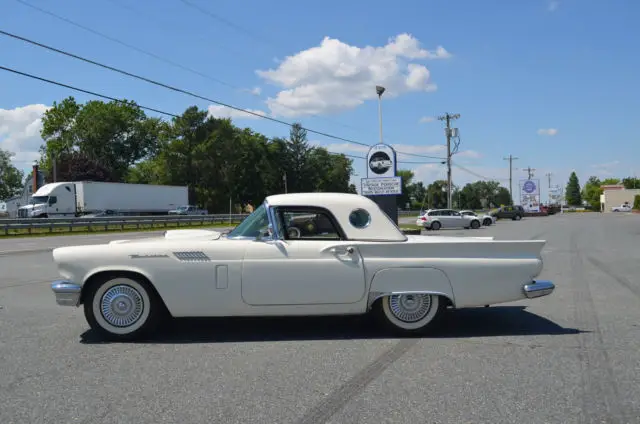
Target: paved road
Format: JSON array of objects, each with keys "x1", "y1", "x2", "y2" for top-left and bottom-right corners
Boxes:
[{"x1": 1, "y1": 213, "x2": 640, "y2": 423}]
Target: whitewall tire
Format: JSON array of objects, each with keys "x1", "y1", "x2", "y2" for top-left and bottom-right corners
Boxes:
[
  {"x1": 84, "y1": 276, "x2": 161, "y2": 341},
  {"x1": 377, "y1": 293, "x2": 444, "y2": 334}
]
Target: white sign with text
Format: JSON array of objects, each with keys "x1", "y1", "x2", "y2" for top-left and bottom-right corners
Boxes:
[{"x1": 361, "y1": 177, "x2": 402, "y2": 196}]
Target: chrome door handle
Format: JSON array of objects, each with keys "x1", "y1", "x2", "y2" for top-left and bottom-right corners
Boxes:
[{"x1": 330, "y1": 246, "x2": 355, "y2": 255}]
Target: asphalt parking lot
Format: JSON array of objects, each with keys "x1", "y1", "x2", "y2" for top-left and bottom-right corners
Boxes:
[{"x1": 1, "y1": 212, "x2": 640, "y2": 423}]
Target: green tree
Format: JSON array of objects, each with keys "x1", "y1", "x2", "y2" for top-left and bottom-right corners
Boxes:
[
  {"x1": 634, "y1": 194, "x2": 640, "y2": 210},
  {"x1": 396, "y1": 169, "x2": 414, "y2": 207},
  {"x1": 622, "y1": 177, "x2": 640, "y2": 189},
  {"x1": 583, "y1": 177, "x2": 599, "y2": 207},
  {"x1": 426, "y1": 180, "x2": 448, "y2": 209},
  {"x1": 565, "y1": 171, "x2": 582, "y2": 206},
  {"x1": 0, "y1": 148, "x2": 24, "y2": 200},
  {"x1": 40, "y1": 96, "x2": 163, "y2": 182}
]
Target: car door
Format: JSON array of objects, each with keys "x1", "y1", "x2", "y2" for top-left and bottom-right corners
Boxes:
[
  {"x1": 447, "y1": 210, "x2": 466, "y2": 228},
  {"x1": 240, "y1": 207, "x2": 367, "y2": 306}
]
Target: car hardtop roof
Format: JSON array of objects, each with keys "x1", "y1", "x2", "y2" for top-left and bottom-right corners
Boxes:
[
  {"x1": 265, "y1": 192, "x2": 375, "y2": 209},
  {"x1": 264, "y1": 192, "x2": 407, "y2": 242}
]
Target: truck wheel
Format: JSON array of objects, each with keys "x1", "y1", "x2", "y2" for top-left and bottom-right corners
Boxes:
[
  {"x1": 514, "y1": 215, "x2": 522, "y2": 221},
  {"x1": 84, "y1": 275, "x2": 163, "y2": 341},
  {"x1": 375, "y1": 293, "x2": 445, "y2": 334}
]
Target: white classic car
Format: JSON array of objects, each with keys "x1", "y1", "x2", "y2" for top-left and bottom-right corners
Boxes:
[{"x1": 51, "y1": 192, "x2": 555, "y2": 340}]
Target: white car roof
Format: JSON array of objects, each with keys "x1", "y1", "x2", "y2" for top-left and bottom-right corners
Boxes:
[{"x1": 265, "y1": 192, "x2": 407, "y2": 242}]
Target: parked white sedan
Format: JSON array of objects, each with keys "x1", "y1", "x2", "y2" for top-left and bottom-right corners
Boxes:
[
  {"x1": 416, "y1": 208, "x2": 483, "y2": 230},
  {"x1": 51, "y1": 192, "x2": 555, "y2": 340},
  {"x1": 460, "y1": 210, "x2": 496, "y2": 226}
]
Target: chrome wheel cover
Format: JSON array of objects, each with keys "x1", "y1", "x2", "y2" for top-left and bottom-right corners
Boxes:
[
  {"x1": 388, "y1": 294, "x2": 433, "y2": 323},
  {"x1": 100, "y1": 285, "x2": 145, "y2": 327}
]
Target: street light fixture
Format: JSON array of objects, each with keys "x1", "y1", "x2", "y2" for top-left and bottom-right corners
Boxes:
[{"x1": 375, "y1": 85, "x2": 385, "y2": 145}]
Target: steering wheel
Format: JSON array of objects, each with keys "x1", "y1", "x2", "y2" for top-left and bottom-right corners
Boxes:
[{"x1": 287, "y1": 226, "x2": 301, "y2": 239}]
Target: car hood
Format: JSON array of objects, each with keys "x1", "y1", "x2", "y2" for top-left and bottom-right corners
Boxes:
[{"x1": 109, "y1": 228, "x2": 224, "y2": 245}]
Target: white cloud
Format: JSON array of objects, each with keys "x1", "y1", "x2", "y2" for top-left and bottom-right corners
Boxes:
[
  {"x1": 207, "y1": 105, "x2": 268, "y2": 120},
  {"x1": 243, "y1": 86, "x2": 262, "y2": 96},
  {"x1": 0, "y1": 104, "x2": 50, "y2": 170},
  {"x1": 548, "y1": 1, "x2": 559, "y2": 12},
  {"x1": 419, "y1": 116, "x2": 436, "y2": 123},
  {"x1": 256, "y1": 33, "x2": 451, "y2": 118},
  {"x1": 537, "y1": 128, "x2": 558, "y2": 136}
]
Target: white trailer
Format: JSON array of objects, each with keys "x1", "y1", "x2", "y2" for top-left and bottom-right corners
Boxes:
[{"x1": 18, "y1": 181, "x2": 189, "y2": 218}]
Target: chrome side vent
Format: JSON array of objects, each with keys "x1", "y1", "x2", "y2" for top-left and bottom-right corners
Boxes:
[{"x1": 173, "y1": 251, "x2": 211, "y2": 262}]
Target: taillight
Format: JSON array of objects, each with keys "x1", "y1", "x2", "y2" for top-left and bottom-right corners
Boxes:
[{"x1": 420, "y1": 216, "x2": 426, "y2": 221}]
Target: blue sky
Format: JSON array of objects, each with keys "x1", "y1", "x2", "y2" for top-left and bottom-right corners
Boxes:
[{"x1": 1, "y1": 0, "x2": 639, "y2": 204}]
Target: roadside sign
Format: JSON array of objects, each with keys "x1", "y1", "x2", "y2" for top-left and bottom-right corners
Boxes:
[{"x1": 361, "y1": 177, "x2": 402, "y2": 196}]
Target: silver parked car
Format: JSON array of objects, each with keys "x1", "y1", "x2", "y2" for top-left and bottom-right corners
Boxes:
[
  {"x1": 416, "y1": 209, "x2": 482, "y2": 230},
  {"x1": 460, "y1": 210, "x2": 496, "y2": 226}
]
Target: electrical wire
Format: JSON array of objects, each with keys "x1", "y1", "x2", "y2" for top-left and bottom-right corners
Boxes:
[
  {"x1": 452, "y1": 161, "x2": 509, "y2": 182},
  {"x1": 0, "y1": 29, "x2": 373, "y2": 148},
  {"x1": 0, "y1": 64, "x2": 437, "y2": 168},
  {"x1": 0, "y1": 28, "x2": 447, "y2": 161}
]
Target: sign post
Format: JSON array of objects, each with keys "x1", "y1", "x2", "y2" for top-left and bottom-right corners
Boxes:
[
  {"x1": 519, "y1": 178, "x2": 541, "y2": 212},
  {"x1": 362, "y1": 143, "x2": 401, "y2": 224}
]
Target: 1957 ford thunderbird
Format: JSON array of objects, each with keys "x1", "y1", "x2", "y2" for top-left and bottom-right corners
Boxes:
[{"x1": 51, "y1": 192, "x2": 555, "y2": 340}]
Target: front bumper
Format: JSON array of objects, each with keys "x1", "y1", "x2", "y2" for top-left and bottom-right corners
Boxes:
[
  {"x1": 523, "y1": 279, "x2": 555, "y2": 299},
  {"x1": 51, "y1": 280, "x2": 82, "y2": 306}
]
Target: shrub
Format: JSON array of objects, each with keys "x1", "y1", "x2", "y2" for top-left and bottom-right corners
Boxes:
[{"x1": 633, "y1": 195, "x2": 640, "y2": 210}]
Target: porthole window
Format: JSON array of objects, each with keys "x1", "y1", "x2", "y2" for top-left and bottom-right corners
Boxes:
[{"x1": 349, "y1": 208, "x2": 371, "y2": 229}]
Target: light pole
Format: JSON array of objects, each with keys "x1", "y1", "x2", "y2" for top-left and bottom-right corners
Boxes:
[{"x1": 376, "y1": 85, "x2": 385, "y2": 144}]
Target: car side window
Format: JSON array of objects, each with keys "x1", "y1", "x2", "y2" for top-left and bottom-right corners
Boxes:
[{"x1": 277, "y1": 208, "x2": 342, "y2": 240}]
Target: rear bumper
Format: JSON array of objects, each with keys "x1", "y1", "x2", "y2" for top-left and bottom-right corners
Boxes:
[
  {"x1": 523, "y1": 279, "x2": 555, "y2": 299},
  {"x1": 51, "y1": 280, "x2": 82, "y2": 306}
]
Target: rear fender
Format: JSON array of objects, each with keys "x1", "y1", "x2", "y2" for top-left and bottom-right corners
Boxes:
[{"x1": 367, "y1": 267, "x2": 455, "y2": 309}]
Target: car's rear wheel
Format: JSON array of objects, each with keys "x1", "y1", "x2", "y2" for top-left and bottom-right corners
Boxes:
[
  {"x1": 470, "y1": 220, "x2": 480, "y2": 229},
  {"x1": 375, "y1": 293, "x2": 445, "y2": 334},
  {"x1": 84, "y1": 275, "x2": 162, "y2": 341},
  {"x1": 514, "y1": 215, "x2": 522, "y2": 221},
  {"x1": 483, "y1": 218, "x2": 492, "y2": 226},
  {"x1": 430, "y1": 221, "x2": 441, "y2": 230}
]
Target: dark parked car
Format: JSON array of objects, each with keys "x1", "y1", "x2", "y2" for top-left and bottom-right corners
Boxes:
[{"x1": 491, "y1": 205, "x2": 525, "y2": 220}]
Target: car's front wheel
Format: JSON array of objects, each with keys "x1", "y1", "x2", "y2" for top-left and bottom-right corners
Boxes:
[
  {"x1": 376, "y1": 293, "x2": 445, "y2": 334},
  {"x1": 84, "y1": 275, "x2": 163, "y2": 341},
  {"x1": 483, "y1": 218, "x2": 492, "y2": 226},
  {"x1": 470, "y1": 220, "x2": 481, "y2": 229}
]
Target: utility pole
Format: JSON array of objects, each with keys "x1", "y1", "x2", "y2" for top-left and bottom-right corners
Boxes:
[
  {"x1": 376, "y1": 85, "x2": 386, "y2": 144},
  {"x1": 545, "y1": 172, "x2": 552, "y2": 205},
  {"x1": 503, "y1": 154, "x2": 519, "y2": 203},
  {"x1": 524, "y1": 166, "x2": 536, "y2": 179},
  {"x1": 438, "y1": 112, "x2": 460, "y2": 209}
]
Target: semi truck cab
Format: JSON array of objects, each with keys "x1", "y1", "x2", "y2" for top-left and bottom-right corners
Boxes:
[{"x1": 18, "y1": 183, "x2": 77, "y2": 218}]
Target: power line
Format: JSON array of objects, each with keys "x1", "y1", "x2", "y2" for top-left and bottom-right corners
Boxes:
[
  {"x1": 0, "y1": 64, "x2": 439, "y2": 169},
  {"x1": 0, "y1": 29, "x2": 446, "y2": 161},
  {"x1": 453, "y1": 161, "x2": 509, "y2": 182},
  {"x1": 0, "y1": 29, "x2": 373, "y2": 148},
  {"x1": 102, "y1": 0, "x2": 372, "y2": 137},
  {"x1": 178, "y1": 0, "x2": 275, "y2": 47},
  {"x1": 503, "y1": 154, "x2": 519, "y2": 202},
  {"x1": 13, "y1": 0, "x2": 243, "y2": 91},
  {"x1": 523, "y1": 166, "x2": 536, "y2": 179},
  {"x1": 438, "y1": 112, "x2": 460, "y2": 208},
  {"x1": 0, "y1": 65, "x2": 341, "y2": 157}
]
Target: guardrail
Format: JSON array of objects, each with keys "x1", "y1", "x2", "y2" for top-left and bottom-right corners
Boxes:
[{"x1": 1, "y1": 214, "x2": 249, "y2": 236}]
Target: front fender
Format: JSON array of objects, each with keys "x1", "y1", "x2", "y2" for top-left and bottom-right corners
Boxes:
[{"x1": 367, "y1": 267, "x2": 455, "y2": 308}]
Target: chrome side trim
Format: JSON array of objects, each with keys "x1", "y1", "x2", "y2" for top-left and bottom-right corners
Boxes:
[
  {"x1": 51, "y1": 280, "x2": 82, "y2": 306},
  {"x1": 367, "y1": 290, "x2": 455, "y2": 310},
  {"x1": 523, "y1": 279, "x2": 555, "y2": 299},
  {"x1": 265, "y1": 199, "x2": 281, "y2": 240}
]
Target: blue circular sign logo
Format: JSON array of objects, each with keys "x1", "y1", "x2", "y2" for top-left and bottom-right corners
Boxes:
[{"x1": 523, "y1": 180, "x2": 536, "y2": 193}]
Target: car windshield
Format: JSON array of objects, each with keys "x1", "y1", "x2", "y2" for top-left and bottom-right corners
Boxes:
[{"x1": 226, "y1": 203, "x2": 270, "y2": 238}]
